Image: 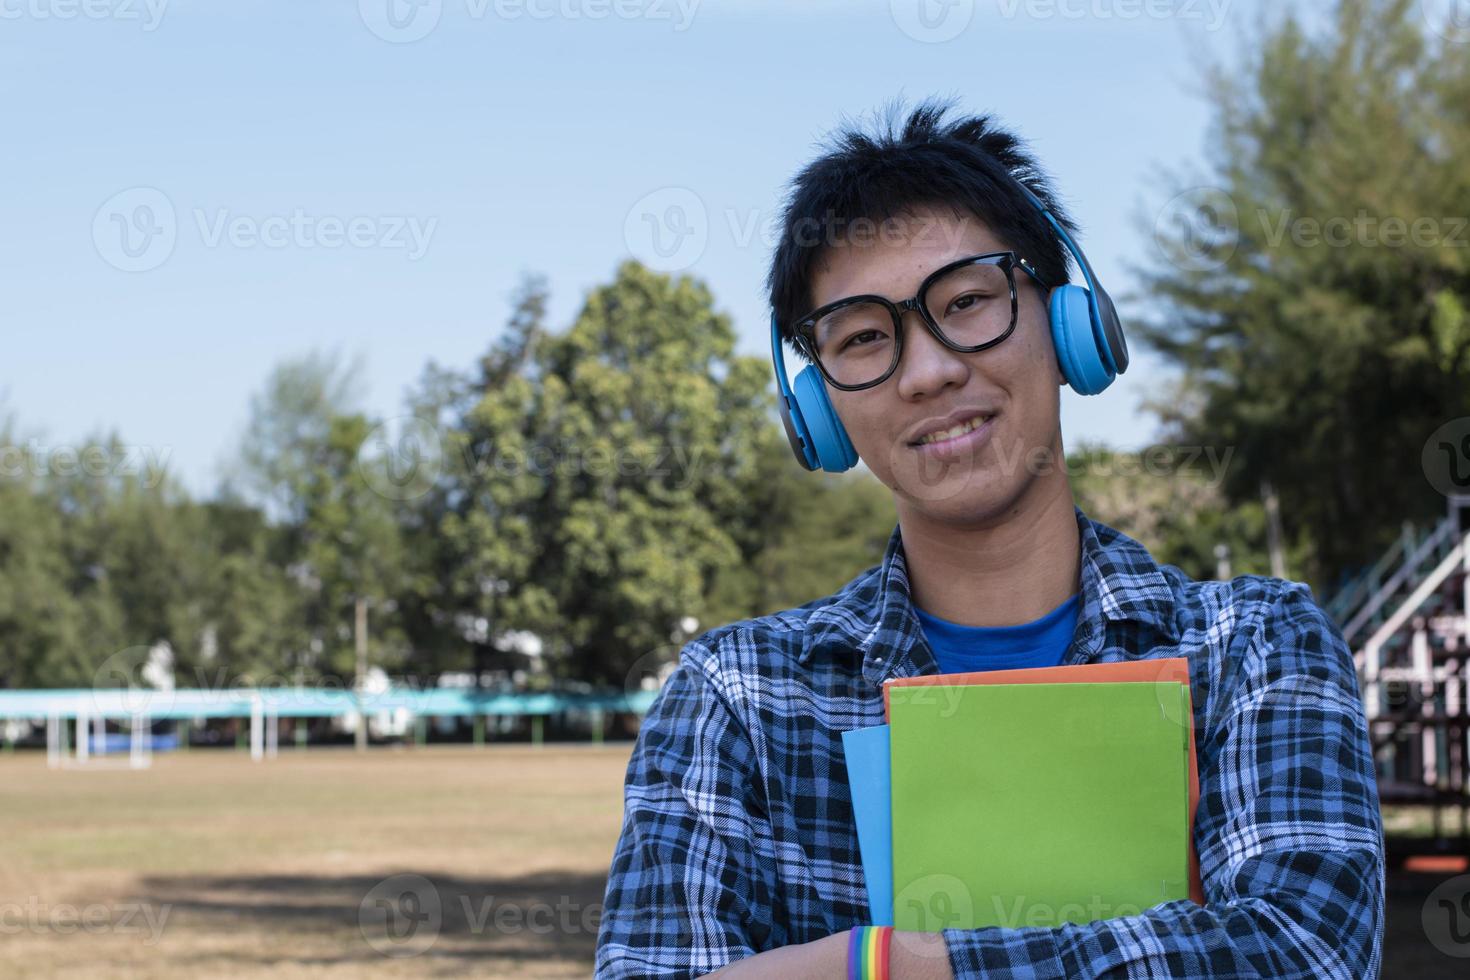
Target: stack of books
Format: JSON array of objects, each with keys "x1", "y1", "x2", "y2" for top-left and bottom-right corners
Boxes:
[{"x1": 842, "y1": 658, "x2": 1205, "y2": 930}]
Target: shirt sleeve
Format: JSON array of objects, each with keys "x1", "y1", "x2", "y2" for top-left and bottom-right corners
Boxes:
[
  {"x1": 595, "y1": 645, "x2": 778, "y2": 979},
  {"x1": 940, "y1": 582, "x2": 1386, "y2": 979}
]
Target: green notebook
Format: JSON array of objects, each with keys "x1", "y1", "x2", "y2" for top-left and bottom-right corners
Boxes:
[{"x1": 889, "y1": 681, "x2": 1189, "y2": 931}]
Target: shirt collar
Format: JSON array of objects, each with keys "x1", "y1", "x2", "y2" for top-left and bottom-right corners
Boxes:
[{"x1": 801, "y1": 505, "x2": 1179, "y2": 685}]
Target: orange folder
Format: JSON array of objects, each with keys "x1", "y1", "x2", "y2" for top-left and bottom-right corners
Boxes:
[{"x1": 883, "y1": 657, "x2": 1206, "y2": 907}]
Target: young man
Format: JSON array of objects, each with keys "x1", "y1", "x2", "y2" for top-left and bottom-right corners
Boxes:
[{"x1": 595, "y1": 99, "x2": 1385, "y2": 979}]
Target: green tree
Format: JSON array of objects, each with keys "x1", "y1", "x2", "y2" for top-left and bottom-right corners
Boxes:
[
  {"x1": 297, "y1": 413, "x2": 408, "y2": 680},
  {"x1": 1133, "y1": 0, "x2": 1470, "y2": 589},
  {"x1": 439, "y1": 261, "x2": 775, "y2": 684},
  {"x1": 1066, "y1": 441, "x2": 1312, "y2": 584},
  {"x1": 0, "y1": 427, "x2": 90, "y2": 688},
  {"x1": 230, "y1": 355, "x2": 406, "y2": 684},
  {"x1": 702, "y1": 427, "x2": 898, "y2": 627}
]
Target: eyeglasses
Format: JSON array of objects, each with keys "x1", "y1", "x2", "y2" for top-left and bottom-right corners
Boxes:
[{"x1": 792, "y1": 251, "x2": 1048, "y2": 391}]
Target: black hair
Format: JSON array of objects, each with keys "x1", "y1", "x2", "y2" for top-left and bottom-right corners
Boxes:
[{"x1": 766, "y1": 95, "x2": 1079, "y2": 361}]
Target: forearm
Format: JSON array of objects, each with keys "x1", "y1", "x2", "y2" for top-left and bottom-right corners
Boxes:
[
  {"x1": 703, "y1": 928, "x2": 954, "y2": 979},
  {"x1": 941, "y1": 847, "x2": 1382, "y2": 979}
]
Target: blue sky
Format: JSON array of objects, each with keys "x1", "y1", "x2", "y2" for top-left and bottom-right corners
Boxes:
[{"x1": 2, "y1": 0, "x2": 1263, "y2": 496}]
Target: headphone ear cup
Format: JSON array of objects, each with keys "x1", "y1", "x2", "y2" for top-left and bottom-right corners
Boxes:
[
  {"x1": 793, "y1": 366, "x2": 859, "y2": 473},
  {"x1": 777, "y1": 385, "x2": 818, "y2": 471},
  {"x1": 1048, "y1": 285, "x2": 1116, "y2": 396}
]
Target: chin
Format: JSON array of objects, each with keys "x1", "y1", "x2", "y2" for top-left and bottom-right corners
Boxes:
[{"x1": 892, "y1": 466, "x2": 1012, "y2": 525}]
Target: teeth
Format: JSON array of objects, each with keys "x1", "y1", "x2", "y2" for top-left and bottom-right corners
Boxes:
[{"x1": 917, "y1": 415, "x2": 990, "y2": 445}]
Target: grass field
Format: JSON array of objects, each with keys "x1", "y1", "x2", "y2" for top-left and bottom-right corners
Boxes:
[
  {"x1": 2, "y1": 745, "x2": 1465, "y2": 977},
  {"x1": 1, "y1": 745, "x2": 630, "y2": 978}
]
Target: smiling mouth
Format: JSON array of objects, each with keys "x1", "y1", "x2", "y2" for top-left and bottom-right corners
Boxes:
[{"x1": 910, "y1": 413, "x2": 995, "y2": 447}]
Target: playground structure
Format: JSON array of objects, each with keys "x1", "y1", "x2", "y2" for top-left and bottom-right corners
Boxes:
[
  {"x1": 1329, "y1": 493, "x2": 1470, "y2": 860},
  {"x1": 0, "y1": 686, "x2": 658, "y2": 768}
]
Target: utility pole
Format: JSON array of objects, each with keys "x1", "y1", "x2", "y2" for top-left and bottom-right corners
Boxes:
[
  {"x1": 1261, "y1": 478, "x2": 1287, "y2": 579},
  {"x1": 355, "y1": 595, "x2": 368, "y2": 752},
  {"x1": 1214, "y1": 542, "x2": 1232, "y2": 581}
]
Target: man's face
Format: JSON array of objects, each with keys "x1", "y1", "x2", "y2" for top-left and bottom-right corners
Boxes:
[{"x1": 807, "y1": 205, "x2": 1066, "y2": 525}]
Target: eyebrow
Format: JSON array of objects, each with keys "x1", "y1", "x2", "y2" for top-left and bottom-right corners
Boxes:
[{"x1": 813, "y1": 303, "x2": 865, "y2": 346}]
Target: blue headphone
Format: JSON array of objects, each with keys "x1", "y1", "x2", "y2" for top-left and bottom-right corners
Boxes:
[{"x1": 770, "y1": 184, "x2": 1129, "y2": 473}]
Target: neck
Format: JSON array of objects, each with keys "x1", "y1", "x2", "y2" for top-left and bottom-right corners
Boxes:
[{"x1": 896, "y1": 470, "x2": 1081, "y2": 628}]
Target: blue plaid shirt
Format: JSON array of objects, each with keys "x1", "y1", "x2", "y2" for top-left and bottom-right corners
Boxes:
[{"x1": 596, "y1": 506, "x2": 1385, "y2": 978}]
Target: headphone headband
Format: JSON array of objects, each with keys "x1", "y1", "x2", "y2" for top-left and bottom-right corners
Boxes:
[{"x1": 1013, "y1": 183, "x2": 1129, "y2": 375}]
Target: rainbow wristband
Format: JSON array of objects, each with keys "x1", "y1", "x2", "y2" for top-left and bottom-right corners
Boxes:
[{"x1": 846, "y1": 924, "x2": 892, "y2": 980}]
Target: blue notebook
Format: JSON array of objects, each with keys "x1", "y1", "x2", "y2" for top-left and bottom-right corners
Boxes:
[{"x1": 841, "y1": 723, "x2": 893, "y2": 926}]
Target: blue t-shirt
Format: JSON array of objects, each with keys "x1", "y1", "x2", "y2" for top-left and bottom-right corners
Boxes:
[{"x1": 913, "y1": 592, "x2": 1081, "y2": 675}]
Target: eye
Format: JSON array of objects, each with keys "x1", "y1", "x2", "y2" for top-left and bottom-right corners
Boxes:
[
  {"x1": 840, "y1": 330, "x2": 882, "y2": 351},
  {"x1": 947, "y1": 291, "x2": 996, "y2": 315}
]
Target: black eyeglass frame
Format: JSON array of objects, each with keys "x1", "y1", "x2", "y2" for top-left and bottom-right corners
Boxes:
[{"x1": 791, "y1": 250, "x2": 1049, "y2": 392}]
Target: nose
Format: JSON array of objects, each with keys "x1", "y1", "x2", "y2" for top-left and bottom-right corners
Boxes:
[{"x1": 894, "y1": 307, "x2": 968, "y2": 401}]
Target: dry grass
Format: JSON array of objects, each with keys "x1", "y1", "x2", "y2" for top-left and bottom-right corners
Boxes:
[
  {"x1": 0, "y1": 744, "x2": 632, "y2": 978},
  {"x1": 3, "y1": 745, "x2": 1465, "y2": 977}
]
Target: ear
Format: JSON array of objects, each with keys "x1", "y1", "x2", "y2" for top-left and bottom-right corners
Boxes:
[{"x1": 1035, "y1": 293, "x2": 1066, "y2": 389}]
